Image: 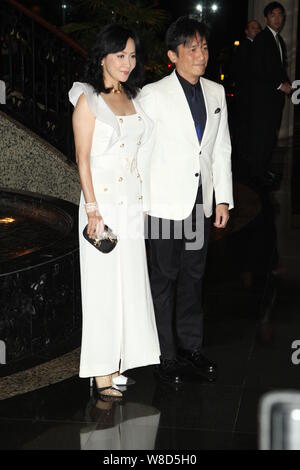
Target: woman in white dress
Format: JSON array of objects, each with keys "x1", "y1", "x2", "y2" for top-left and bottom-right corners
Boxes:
[{"x1": 69, "y1": 24, "x2": 160, "y2": 400}]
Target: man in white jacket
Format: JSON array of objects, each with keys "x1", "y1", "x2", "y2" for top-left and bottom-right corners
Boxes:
[{"x1": 139, "y1": 16, "x2": 234, "y2": 384}]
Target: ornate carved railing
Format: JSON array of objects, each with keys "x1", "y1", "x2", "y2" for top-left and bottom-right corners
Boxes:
[{"x1": 0, "y1": 0, "x2": 87, "y2": 160}]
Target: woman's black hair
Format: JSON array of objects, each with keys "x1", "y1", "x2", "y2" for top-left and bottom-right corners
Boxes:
[
  {"x1": 166, "y1": 16, "x2": 209, "y2": 53},
  {"x1": 84, "y1": 23, "x2": 144, "y2": 98}
]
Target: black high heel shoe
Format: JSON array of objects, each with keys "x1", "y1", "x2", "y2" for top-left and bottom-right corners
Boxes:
[{"x1": 93, "y1": 378, "x2": 123, "y2": 402}]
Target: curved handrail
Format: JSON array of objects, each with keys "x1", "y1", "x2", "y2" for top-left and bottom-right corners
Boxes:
[{"x1": 5, "y1": 0, "x2": 87, "y2": 58}]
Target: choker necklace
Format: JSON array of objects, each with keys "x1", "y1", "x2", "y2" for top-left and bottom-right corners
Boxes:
[{"x1": 110, "y1": 83, "x2": 122, "y2": 94}]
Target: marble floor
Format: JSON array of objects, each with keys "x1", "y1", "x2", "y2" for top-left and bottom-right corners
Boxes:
[{"x1": 0, "y1": 139, "x2": 299, "y2": 450}]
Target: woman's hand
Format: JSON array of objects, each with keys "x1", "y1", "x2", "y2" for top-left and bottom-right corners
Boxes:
[{"x1": 87, "y1": 211, "x2": 104, "y2": 239}]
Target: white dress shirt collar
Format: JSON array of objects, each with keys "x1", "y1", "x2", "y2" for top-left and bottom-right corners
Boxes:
[{"x1": 267, "y1": 25, "x2": 279, "y2": 38}]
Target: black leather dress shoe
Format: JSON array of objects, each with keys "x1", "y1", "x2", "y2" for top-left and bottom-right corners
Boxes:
[
  {"x1": 178, "y1": 348, "x2": 217, "y2": 380},
  {"x1": 154, "y1": 358, "x2": 184, "y2": 385}
]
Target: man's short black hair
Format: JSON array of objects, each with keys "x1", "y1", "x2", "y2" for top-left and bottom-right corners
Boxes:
[
  {"x1": 264, "y1": 2, "x2": 285, "y2": 18},
  {"x1": 166, "y1": 16, "x2": 209, "y2": 53}
]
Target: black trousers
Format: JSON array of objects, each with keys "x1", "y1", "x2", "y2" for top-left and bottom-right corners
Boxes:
[{"x1": 147, "y1": 186, "x2": 211, "y2": 360}]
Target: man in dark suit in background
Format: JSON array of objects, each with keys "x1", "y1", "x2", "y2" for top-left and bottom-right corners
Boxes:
[
  {"x1": 248, "y1": 2, "x2": 292, "y2": 187},
  {"x1": 232, "y1": 20, "x2": 262, "y2": 173}
]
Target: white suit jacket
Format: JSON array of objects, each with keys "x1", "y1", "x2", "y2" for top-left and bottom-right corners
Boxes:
[{"x1": 138, "y1": 70, "x2": 234, "y2": 220}]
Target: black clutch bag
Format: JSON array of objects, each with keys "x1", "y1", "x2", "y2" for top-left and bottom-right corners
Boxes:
[{"x1": 83, "y1": 224, "x2": 118, "y2": 253}]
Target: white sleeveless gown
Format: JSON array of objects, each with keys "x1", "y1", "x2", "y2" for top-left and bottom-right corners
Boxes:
[{"x1": 69, "y1": 84, "x2": 160, "y2": 378}]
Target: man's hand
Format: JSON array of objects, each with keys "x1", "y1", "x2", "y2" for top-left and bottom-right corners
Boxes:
[
  {"x1": 214, "y1": 204, "x2": 230, "y2": 229},
  {"x1": 280, "y1": 82, "x2": 292, "y2": 95}
]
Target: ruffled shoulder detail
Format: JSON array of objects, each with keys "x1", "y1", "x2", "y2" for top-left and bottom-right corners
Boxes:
[
  {"x1": 68, "y1": 82, "x2": 99, "y2": 117},
  {"x1": 68, "y1": 82, "x2": 121, "y2": 136}
]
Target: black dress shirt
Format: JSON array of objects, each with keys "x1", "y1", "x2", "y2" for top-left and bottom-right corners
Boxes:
[{"x1": 176, "y1": 71, "x2": 207, "y2": 143}]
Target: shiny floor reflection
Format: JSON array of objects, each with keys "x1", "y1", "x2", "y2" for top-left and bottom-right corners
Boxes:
[{"x1": 0, "y1": 140, "x2": 299, "y2": 450}]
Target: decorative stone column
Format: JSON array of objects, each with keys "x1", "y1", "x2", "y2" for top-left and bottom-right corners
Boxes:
[{"x1": 248, "y1": 0, "x2": 299, "y2": 138}]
